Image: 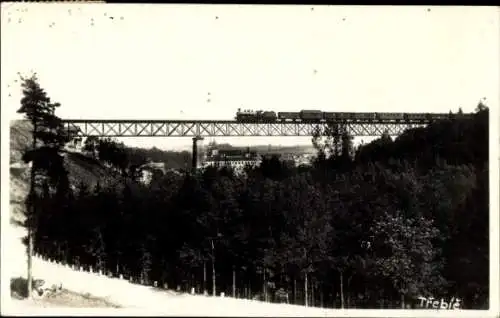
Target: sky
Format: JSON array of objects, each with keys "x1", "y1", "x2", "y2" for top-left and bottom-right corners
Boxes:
[{"x1": 1, "y1": 4, "x2": 499, "y2": 150}]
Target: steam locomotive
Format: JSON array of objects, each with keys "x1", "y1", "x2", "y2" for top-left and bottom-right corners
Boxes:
[{"x1": 235, "y1": 108, "x2": 454, "y2": 123}]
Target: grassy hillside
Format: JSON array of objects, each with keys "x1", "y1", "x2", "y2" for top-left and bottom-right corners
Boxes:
[
  {"x1": 10, "y1": 120, "x2": 33, "y2": 164},
  {"x1": 9, "y1": 120, "x2": 120, "y2": 224}
]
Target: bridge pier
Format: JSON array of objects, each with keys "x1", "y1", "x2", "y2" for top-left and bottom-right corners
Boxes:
[{"x1": 192, "y1": 136, "x2": 204, "y2": 171}]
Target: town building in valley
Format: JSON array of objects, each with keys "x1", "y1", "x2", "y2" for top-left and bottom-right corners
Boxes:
[{"x1": 202, "y1": 146, "x2": 260, "y2": 173}]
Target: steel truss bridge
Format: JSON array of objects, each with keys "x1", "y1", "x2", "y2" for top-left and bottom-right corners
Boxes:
[{"x1": 62, "y1": 115, "x2": 463, "y2": 138}]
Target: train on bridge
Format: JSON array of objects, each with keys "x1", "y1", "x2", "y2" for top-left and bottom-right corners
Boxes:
[{"x1": 235, "y1": 108, "x2": 456, "y2": 123}]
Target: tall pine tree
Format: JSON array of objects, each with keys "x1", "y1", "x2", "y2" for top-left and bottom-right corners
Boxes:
[{"x1": 17, "y1": 73, "x2": 70, "y2": 298}]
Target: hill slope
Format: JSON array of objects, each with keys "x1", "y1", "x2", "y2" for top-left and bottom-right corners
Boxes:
[{"x1": 9, "y1": 120, "x2": 120, "y2": 224}]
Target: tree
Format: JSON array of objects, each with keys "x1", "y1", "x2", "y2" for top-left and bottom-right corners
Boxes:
[
  {"x1": 339, "y1": 129, "x2": 354, "y2": 168},
  {"x1": 312, "y1": 123, "x2": 340, "y2": 159},
  {"x1": 312, "y1": 123, "x2": 354, "y2": 172},
  {"x1": 280, "y1": 175, "x2": 332, "y2": 306},
  {"x1": 258, "y1": 155, "x2": 292, "y2": 181},
  {"x1": 94, "y1": 138, "x2": 128, "y2": 173},
  {"x1": 326, "y1": 178, "x2": 367, "y2": 309},
  {"x1": 369, "y1": 212, "x2": 443, "y2": 308},
  {"x1": 355, "y1": 130, "x2": 393, "y2": 164},
  {"x1": 83, "y1": 136, "x2": 99, "y2": 158},
  {"x1": 17, "y1": 73, "x2": 69, "y2": 298}
]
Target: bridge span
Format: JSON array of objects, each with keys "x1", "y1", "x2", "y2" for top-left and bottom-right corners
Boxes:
[{"x1": 62, "y1": 113, "x2": 469, "y2": 138}]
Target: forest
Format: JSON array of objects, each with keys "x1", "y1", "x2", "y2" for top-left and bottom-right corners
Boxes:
[{"x1": 18, "y1": 75, "x2": 489, "y2": 309}]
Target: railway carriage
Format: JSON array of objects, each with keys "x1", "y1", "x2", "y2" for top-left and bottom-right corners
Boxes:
[
  {"x1": 336, "y1": 112, "x2": 355, "y2": 121},
  {"x1": 377, "y1": 113, "x2": 405, "y2": 121},
  {"x1": 300, "y1": 110, "x2": 323, "y2": 122},
  {"x1": 323, "y1": 112, "x2": 337, "y2": 121},
  {"x1": 405, "y1": 113, "x2": 427, "y2": 121},
  {"x1": 354, "y1": 113, "x2": 377, "y2": 121},
  {"x1": 278, "y1": 112, "x2": 301, "y2": 121}
]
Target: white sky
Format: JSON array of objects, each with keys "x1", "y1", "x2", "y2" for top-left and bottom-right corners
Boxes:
[{"x1": 1, "y1": 4, "x2": 499, "y2": 150}]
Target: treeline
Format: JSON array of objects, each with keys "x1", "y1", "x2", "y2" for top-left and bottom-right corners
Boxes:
[
  {"x1": 82, "y1": 137, "x2": 191, "y2": 174},
  {"x1": 30, "y1": 106, "x2": 489, "y2": 309},
  {"x1": 130, "y1": 147, "x2": 191, "y2": 170}
]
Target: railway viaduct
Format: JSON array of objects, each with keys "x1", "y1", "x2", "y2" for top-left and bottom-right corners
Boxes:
[{"x1": 62, "y1": 112, "x2": 471, "y2": 169}]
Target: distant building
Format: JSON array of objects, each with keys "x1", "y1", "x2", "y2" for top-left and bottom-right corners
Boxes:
[
  {"x1": 139, "y1": 162, "x2": 166, "y2": 184},
  {"x1": 64, "y1": 136, "x2": 83, "y2": 152},
  {"x1": 202, "y1": 146, "x2": 260, "y2": 173},
  {"x1": 63, "y1": 125, "x2": 83, "y2": 152},
  {"x1": 141, "y1": 162, "x2": 167, "y2": 173},
  {"x1": 141, "y1": 169, "x2": 154, "y2": 185},
  {"x1": 296, "y1": 154, "x2": 313, "y2": 166}
]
